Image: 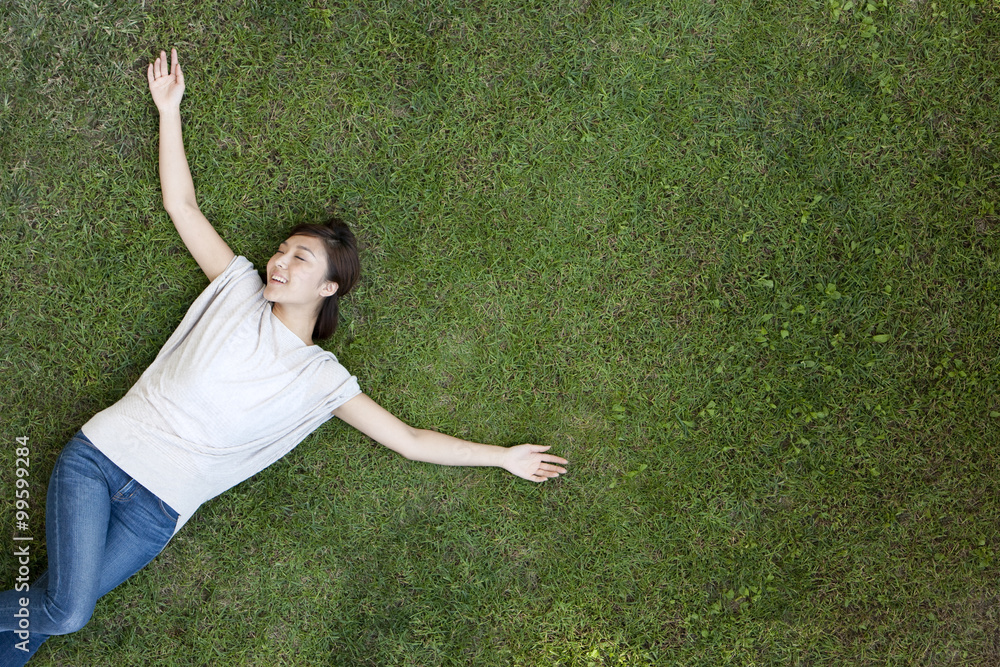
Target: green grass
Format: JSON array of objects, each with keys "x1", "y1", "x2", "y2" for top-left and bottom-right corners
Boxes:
[{"x1": 2, "y1": 0, "x2": 999, "y2": 664}]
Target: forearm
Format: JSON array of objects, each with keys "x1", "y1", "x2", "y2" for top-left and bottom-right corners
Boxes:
[
  {"x1": 158, "y1": 110, "x2": 199, "y2": 214},
  {"x1": 334, "y1": 393, "x2": 567, "y2": 482},
  {"x1": 404, "y1": 429, "x2": 507, "y2": 468}
]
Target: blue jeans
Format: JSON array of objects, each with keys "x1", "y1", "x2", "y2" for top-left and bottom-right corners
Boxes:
[{"x1": 0, "y1": 431, "x2": 178, "y2": 666}]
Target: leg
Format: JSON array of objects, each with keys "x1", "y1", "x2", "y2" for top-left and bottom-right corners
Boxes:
[
  {"x1": 95, "y1": 477, "x2": 178, "y2": 598},
  {"x1": 0, "y1": 434, "x2": 111, "y2": 665},
  {"x1": 0, "y1": 494, "x2": 176, "y2": 667},
  {"x1": 0, "y1": 435, "x2": 112, "y2": 635},
  {"x1": 0, "y1": 631, "x2": 46, "y2": 667},
  {"x1": 0, "y1": 433, "x2": 177, "y2": 666}
]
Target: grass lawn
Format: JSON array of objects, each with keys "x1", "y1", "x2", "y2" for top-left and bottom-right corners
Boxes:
[{"x1": 2, "y1": 0, "x2": 999, "y2": 664}]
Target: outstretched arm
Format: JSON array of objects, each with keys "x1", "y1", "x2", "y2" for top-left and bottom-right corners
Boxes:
[
  {"x1": 148, "y1": 48, "x2": 234, "y2": 281},
  {"x1": 333, "y1": 394, "x2": 568, "y2": 482}
]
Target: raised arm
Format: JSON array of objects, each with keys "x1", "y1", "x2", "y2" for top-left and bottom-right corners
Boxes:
[
  {"x1": 333, "y1": 394, "x2": 568, "y2": 483},
  {"x1": 147, "y1": 48, "x2": 234, "y2": 281}
]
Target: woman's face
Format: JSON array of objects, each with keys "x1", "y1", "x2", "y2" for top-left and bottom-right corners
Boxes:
[{"x1": 263, "y1": 234, "x2": 338, "y2": 306}]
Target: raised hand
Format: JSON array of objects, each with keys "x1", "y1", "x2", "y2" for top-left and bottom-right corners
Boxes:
[
  {"x1": 501, "y1": 444, "x2": 569, "y2": 483},
  {"x1": 147, "y1": 48, "x2": 185, "y2": 114}
]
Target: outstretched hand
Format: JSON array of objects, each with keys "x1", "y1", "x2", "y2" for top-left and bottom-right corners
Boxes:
[
  {"x1": 502, "y1": 444, "x2": 568, "y2": 483},
  {"x1": 147, "y1": 48, "x2": 185, "y2": 113}
]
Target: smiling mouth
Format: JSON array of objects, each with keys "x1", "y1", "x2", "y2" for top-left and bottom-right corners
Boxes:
[{"x1": 271, "y1": 276, "x2": 287, "y2": 284}]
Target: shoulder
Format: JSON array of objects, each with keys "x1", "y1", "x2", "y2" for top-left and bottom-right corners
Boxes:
[
  {"x1": 214, "y1": 255, "x2": 258, "y2": 285},
  {"x1": 310, "y1": 350, "x2": 362, "y2": 406},
  {"x1": 206, "y1": 256, "x2": 264, "y2": 300},
  {"x1": 310, "y1": 348, "x2": 351, "y2": 375}
]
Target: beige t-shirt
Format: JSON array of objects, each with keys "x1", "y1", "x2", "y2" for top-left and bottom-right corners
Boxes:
[{"x1": 83, "y1": 256, "x2": 361, "y2": 533}]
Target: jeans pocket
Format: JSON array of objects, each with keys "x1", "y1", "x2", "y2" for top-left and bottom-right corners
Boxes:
[
  {"x1": 72, "y1": 430, "x2": 97, "y2": 449},
  {"x1": 112, "y1": 478, "x2": 138, "y2": 501},
  {"x1": 158, "y1": 498, "x2": 179, "y2": 523}
]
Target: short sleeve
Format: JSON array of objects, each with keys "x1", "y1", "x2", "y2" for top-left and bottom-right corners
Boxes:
[
  {"x1": 210, "y1": 256, "x2": 264, "y2": 301},
  {"x1": 322, "y1": 355, "x2": 362, "y2": 413}
]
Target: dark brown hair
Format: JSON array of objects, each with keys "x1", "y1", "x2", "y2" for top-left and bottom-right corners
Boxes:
[{"x1": 287, "y1": 219, "x2": 360, "y2": 341}]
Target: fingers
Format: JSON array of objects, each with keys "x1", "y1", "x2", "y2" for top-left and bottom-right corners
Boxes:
[
  {"x1": 150, "y1": 49, "x2": 180, "y2": 82},
  {"x1": 530, "y1": 444, "x2": 570, "y2": 463},
  {"x1": 171, "y1": 48, "x2": 184, "y2": 84},
  {"x1": 509, "y1": 444, "x2": 569, "y2": 482},
  {"x1": 532, "y1": 463, "x2": 567, "y2": 482}
]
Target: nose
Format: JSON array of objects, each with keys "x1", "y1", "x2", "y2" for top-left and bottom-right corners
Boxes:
[{"x1": 275, "y1": 255, "x2": 287, "y2": 269}]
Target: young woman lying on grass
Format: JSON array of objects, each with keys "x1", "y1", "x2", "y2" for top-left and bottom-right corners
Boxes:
[{"x1": 0, "y1": 48, "x2": 568, "y2": 666}]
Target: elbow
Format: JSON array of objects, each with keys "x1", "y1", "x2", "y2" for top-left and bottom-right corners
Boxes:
[
  {"x1": 397, "y1": 426, "x2": 425, "y2": 461},
  {"x1": 163, "y1": 198, "x2": 199, "y2": 219}
]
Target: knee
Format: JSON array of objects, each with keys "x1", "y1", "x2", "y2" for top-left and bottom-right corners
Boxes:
[{"x1": 43, "y1": 600, "x2": 96, "y2": 635}]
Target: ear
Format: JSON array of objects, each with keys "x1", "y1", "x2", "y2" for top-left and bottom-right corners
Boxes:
[{"x1": 320, "y1": 281, "x2": 339, "y2": 298}]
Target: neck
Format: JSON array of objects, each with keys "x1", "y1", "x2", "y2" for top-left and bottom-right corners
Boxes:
[{"x1": 270, "y1": 302, "x2": 317, "y2": 346}]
